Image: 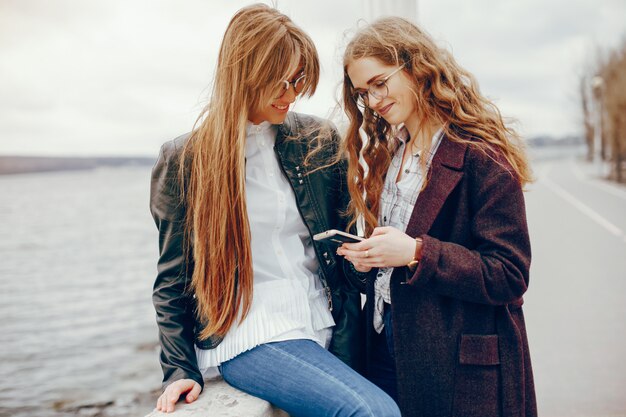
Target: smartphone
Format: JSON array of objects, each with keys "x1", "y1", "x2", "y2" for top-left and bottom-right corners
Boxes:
[{"x1": 313, "y1": 229, "x2": 364, "y2": 246}]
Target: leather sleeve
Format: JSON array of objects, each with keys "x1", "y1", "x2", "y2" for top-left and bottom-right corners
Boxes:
[
  {"x1": 326, "y1": 126, "x2": 367, "y2": 371},
  {"x1": 333, "y1": 136, "x2": 372, "y2": 295},
  {"x1": 341, "y1": 257, "x2": 373, "y2": 294},
  {"x1": 150, "y1": 141, "x2": 204, "y2": 390}
]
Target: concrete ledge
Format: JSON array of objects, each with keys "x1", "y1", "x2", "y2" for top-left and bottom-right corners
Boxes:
[{"x1": 145, "y1": 377, "x2": 289, "y2": 417}]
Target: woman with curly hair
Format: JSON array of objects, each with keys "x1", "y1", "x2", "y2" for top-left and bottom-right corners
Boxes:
[{"x1": 337, "y1": 17, "x2": 537, "y2": 417}]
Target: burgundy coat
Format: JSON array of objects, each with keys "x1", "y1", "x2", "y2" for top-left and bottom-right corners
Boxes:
[{"x1": 358, "y1": 136, "x2": 537, "y2": 417}]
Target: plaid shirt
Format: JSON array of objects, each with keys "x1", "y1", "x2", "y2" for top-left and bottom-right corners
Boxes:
[{"x1": 373, "y1": 126, "x2": 444, "y2": 333}]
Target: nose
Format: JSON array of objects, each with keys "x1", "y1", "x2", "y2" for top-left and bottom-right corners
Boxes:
[{"x1": 368, "y1": 92, "x2": 384, "y2": 110}]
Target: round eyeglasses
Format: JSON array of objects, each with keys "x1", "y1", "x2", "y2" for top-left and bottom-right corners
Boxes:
[
  {"x1": 351, "y1": 64, "x2": 405, "y2": 108},
  {"x1": 277, "y1": 73, "x2": 307, "y2": 99}
]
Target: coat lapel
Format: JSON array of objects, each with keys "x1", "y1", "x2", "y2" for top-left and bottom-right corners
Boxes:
[{"x1": 405, "y1": 135, "x2": 467, "y2": 238}]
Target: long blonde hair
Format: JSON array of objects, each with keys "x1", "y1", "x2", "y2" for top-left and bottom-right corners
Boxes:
[
  {"x1": 342, "y1": 17, "x2": 532, "y2": 235},
  {"x1": 181, "y1": 4, "x2": 319, "y2": 340}
]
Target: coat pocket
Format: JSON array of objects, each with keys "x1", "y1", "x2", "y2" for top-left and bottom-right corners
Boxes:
[
  {"x1": 453, "y1": 334, "x2": 501, "y2": 417},
  {"x1": 459, "y1": 334, "x2": 500, "y2": 365}
]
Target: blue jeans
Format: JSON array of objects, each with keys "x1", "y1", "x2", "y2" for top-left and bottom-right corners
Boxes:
[{"x1": 220, "y1": 339, "x2": 401, "y2": 417}]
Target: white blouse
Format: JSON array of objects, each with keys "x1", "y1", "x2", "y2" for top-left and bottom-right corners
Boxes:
[{"x1": 196, "y1": 121, "x2": 335, "y2": 376}]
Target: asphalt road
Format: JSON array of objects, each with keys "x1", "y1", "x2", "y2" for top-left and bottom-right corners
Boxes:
[{"x1": 523, "y1": 154, "x2": 626, "y2": 416}]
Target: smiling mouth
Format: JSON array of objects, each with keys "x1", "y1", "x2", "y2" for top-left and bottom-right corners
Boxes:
[
  {"x1": 272, "y1": 104, "x2": 289, "y2": 111},
  {"x1": 378, "y1": 103, "x2": 393, "y2": 116}
]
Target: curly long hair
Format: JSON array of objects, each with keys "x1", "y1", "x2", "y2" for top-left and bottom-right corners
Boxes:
[
  {"x1": 342, "y1": 17, "x2": 532, "y2": 236},
  {"x1": 181, "y1": 4, "x2": 320, "y2": 340}
]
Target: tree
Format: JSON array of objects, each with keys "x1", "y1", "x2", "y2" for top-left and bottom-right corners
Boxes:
[
  {"x1": 599, "y1": 40, "x2": 626, "y2": 183},
  {"x1": 580, "y1": 75, "x2": 595, "y2": 161},
  {"x1": 583, "y1": 39, "x2": 626, "y2": 183}
]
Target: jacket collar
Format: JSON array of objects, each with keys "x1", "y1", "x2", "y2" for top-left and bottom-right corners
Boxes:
[
  {"x1": 276, "y1": 112, "x2": 295, "y2": 146},
  {"x1": 405, "y1": 134, "x2": 467, "y2": 238}
]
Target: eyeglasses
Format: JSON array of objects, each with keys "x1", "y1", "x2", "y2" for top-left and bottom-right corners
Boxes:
[
  {"x1": 277, "y1": 73, "x2": 307, "y2": 99},
  {"x1": 351, "y1": 64, "x2": 405, "y2": 108}
]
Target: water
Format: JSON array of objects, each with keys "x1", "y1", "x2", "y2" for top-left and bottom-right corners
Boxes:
[{"x1": 0, "y1": 167, "x2": 162, "y2": 417}]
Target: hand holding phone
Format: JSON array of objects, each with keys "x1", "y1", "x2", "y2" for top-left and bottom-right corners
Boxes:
[{"x1": 313, "y1": 229, "x2": 364, "y2": 246}]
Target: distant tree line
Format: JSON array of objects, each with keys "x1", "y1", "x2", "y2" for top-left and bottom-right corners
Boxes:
[{"x1": 581, "y1": 39, "x2": 626, "y2": 183}]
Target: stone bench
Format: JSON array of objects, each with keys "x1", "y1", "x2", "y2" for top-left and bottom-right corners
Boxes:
[{"x1": 144, "y1": 377, "x2": 289, "y2": 417}]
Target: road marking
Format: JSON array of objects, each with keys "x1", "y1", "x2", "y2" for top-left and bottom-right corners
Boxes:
[
  {"x1": 570, "y1": 160, "x2": 626, "y2": 202},
  {"x1": 541, "y1": 175, "x2": 625, "y2": 241}
]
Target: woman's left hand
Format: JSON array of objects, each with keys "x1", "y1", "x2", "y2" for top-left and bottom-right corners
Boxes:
[{"x1": 337, "y1": 226, "x2": 417, "y2": 269}]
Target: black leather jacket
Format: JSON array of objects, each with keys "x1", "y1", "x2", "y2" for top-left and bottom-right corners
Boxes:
[{"x1": 150, "y1": 112, "x2": 362, "y2": 389}]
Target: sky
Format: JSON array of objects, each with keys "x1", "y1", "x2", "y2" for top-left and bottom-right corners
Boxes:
[{"x1": 0, "y1": 0, "x2": 624, "y2": 156}]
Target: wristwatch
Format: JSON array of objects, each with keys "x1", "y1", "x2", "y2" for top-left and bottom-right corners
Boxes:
[{"x1": 406, "y1": 237, "x2": 423, "y2": 271}]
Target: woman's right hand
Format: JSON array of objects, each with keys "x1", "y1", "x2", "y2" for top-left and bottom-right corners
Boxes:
[
  {"x1": 156, "y1": 379, "x2": 201, "y2": 413},
  {"x1": 338, "y1": 227, "x2": 417, "y2": 270}
]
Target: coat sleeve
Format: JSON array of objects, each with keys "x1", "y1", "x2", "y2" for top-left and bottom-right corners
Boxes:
[
  {"x1": 150, "y1": 142, "x2": 204, "y2": 390},
  {"x1": 407, "y1": 169, "x2": 531, "y2": 306}
]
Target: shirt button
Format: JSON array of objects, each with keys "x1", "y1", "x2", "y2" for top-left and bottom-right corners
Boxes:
[
  {"x1": 269, "y1": 172, "x2": 274, "y2": 177},
  {"x1": 404, "y1": 169, "x2": 410, "y2": 174}
]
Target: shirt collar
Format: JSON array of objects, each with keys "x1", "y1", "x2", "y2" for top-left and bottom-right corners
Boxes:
[
  {"x1": 393, "y1": 125, "x2": 419, "y2": 157},
  {"x1": 246, "y1": 120, "x2": 273, "y2": 135},
  {"x1": 394, "y1": 125, "x2": 445, "y2": 158}
]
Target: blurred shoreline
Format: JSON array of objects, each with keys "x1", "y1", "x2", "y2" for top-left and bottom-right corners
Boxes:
[
  {"x1": 0, "y1": 155, "x2": 156, "y2": 175},
  {"x1": 0, "y1": 135, "x2": 582, "y2": 176}
]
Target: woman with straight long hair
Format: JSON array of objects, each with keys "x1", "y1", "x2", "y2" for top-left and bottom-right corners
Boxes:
[
  {"x1": 337, "y1": 17, "x2": 537, "y2": 417},
  {"x1": 149, "y1": 4, "x2": 400, "y2": 416}
]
